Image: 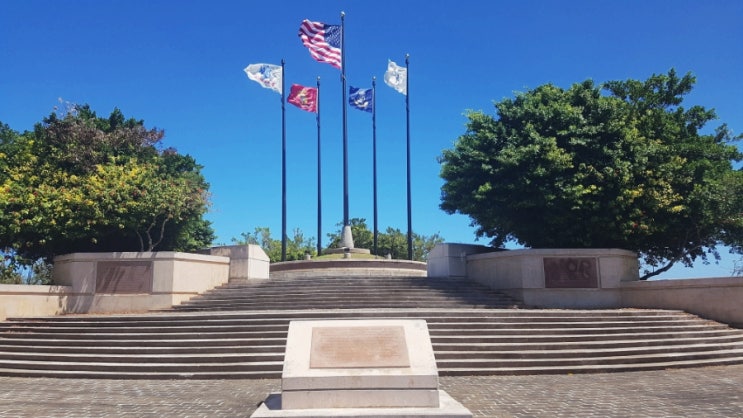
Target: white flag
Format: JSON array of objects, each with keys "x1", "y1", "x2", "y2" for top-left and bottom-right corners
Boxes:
[
  {"x1": 384, "y1": 59, "x2": 407, "y2": 95},
  {"x1": 244, "y1": 63, "x2": 282, "y2": 94}
]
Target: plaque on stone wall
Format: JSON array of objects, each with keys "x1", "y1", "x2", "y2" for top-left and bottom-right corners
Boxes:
[
  {"x1": 96, "y1": 261, "x2": 153, "y2": 294},
  {"x1": 310, "y1": 326, "x2": 410, "y2": 369},
  {"x1": 544, "y1": 257, "x2": 599, "y2": 288}
]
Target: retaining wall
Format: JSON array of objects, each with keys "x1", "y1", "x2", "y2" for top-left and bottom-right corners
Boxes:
[
  {"x1": 428, "y1": 243, "x2": 743, "y2": 327},
  {"x1": 622, "y1": 277, "x2": 743, "y2": 328}
]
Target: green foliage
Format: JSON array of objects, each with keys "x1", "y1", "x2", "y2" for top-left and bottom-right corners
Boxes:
[
  {"x1": 232, "y1": 227, "x2": 317, "y2": 263},
  {"x1": 0, "y1": 106, "x2": 214, "y2": 270},
  {"x1": 0, "y1": 251, "x2": 53, "y2": 285},
  {"x1": 326, "y1": 218, "x2": 444, "y2": 261},
  {"x1": 439, "y1": 70, "x2": 743, "y2": 279},
  {"x1": 234, "y1": 220, "x2": 442, "y2": 263}
]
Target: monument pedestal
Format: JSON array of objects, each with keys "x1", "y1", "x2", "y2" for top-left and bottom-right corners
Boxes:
[{"x1": 251, "y1": 319, "x2": 471, "y2": 418}]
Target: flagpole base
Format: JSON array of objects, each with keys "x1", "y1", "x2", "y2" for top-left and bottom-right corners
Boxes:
[{"x1": 324, "y1": 247, "x2": 372, "y2": 256}]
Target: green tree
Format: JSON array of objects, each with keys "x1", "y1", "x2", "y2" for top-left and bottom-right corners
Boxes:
[
  {"x1": 232, "y1": 227, "x2": 316, "y2": 262},
  {"x1": 439, "y1": 70, "x2": 743, "y2": 279},
  {"x1": 0, "y1": 106, "x2": 214, "y2": 269}
]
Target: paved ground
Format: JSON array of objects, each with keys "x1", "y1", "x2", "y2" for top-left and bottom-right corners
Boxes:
[{"x1": 1, "y1": 365, "x2": 742, "y2": 417}]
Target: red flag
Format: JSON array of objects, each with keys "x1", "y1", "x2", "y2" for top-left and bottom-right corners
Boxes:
[{"x1": 287, "y1": 84, "x2": 318, "y2": 113}]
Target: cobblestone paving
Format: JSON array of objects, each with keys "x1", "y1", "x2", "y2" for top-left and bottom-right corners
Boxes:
[{"x1": 1, "y1": 365, "x2": 742, "y2": 417}]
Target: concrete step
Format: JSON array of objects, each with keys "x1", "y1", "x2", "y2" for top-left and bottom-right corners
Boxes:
[
  {"x1": 434, "y1": 340, "x2": 743, "y2": 359},
  {"x1": 437, "y1": 356, "x2": 743, "y2": 376},
  {"x1": 3, "y1": 272, "x2": 743, "y2": 379},
  {"x1": 0, "y1": 367, "x2": 281, "y2": 379},
  {"x1": 0, "y1": 359, "x2": 283, "y2": 374}
]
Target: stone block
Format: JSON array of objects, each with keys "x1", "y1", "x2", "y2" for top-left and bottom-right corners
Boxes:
[{"x1": 251, "y1": 318, "x2": 472, "y2": 417}]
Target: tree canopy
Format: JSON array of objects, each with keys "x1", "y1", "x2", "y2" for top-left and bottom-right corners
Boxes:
[
  {"x1": 439, "y1": 70, "x2": 743, "y2": 279},
  {"x1": 0, "y1": 105, "x2": 214, "y2": 268}
]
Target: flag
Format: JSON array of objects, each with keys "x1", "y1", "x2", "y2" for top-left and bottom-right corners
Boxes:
[
  {"x1": 287, "y1": 84, "x2": 319, "y2": 113},
  {"x1": 349, "y1": 86, "x2": 373, "y2": 113},
  {"x1": 298, "y1": 19, "x2": 342, "y2": 69},
  {"x1": 384, "y1": 60, "x2": 407, "y2": 95},
  {"x1": 244, "y1": 63, "x2": 282, "y2": 94}
]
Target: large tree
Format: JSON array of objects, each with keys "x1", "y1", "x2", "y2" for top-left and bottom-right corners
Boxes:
[
  {"x1": 439, "y1": 70, "x2": 743, "y2": 279},
  {"x1": 0, "y1": 106, "x2": 214, "y2": 267}
]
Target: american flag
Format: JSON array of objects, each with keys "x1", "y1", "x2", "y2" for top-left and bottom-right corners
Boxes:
[{"x1": 298, "y1": 19, "x2": 342, "y2": 69}]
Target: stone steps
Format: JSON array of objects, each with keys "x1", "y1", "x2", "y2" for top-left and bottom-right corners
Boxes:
[
  {"x1": 2, "y1": 274, "x2": 743, "y2": 379},
  {"x1": 170, "y1": 276, "x2": 523, "y2": 311},
  {"x1": 3, "y1": 308, "x2": 743, "y2": 378}
]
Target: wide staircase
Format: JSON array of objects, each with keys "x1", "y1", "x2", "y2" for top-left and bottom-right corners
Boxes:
[{"x1": 1, "y1": 275, "x2": 743, "y2": 379}]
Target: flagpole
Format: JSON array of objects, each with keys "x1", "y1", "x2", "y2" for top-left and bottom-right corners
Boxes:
[
  {"x1": 341, "y1": 11, "x2": 349, "y2": 230},
  {"x1": 405, "y1": 53, "x2": 413, "y2": 260},
  {"x1": 316, "y1": 76, "x2": 322, "y2": 255},
  {"x1": 372, "y1": 77, "x2": 378, "y2": 256},
  {"x1": 281, "y1": 59, "x2": 287, "y2": 262}
]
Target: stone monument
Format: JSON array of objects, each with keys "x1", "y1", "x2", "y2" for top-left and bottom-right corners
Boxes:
[
  {"x1": 324, "y1": 225, "x2": 372, "y2": 256},
  {"x1": 251, "y1": 319, "x2": 472, "y2": 417}
]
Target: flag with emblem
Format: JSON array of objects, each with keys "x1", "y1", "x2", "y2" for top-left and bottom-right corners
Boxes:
[
  {"x1": 287, "y1": 84, "x2": 319, "y2": 113},
  {"x1": 384, "y1": 60, "x2": 407, "y2": 95},
  {"x1": 298, "y1": 20, "x2": 342, "y2": 69},
  {"x1": 243, "y1": 63, "x2": 282, "y2": 94},
  {"x1": 349, "y1": 86, "x2": 373, "y2": 113}
]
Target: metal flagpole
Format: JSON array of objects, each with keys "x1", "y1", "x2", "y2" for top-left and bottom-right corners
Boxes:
[
  {"x1": 372, "y1": 77, "x2": 378, "y2": 256},
  {"x1": 316, "y1": 76, "x2": 322, "y2": 255},
  {"x1": 281, "y1": 59, "x2": 287, "y2": 261},
  {"x1": 405, "y1": 54, "x2": 413, "y2": 260},
  {"x1": 341, "y1": 11, "x2": 349, "y2": 228}
]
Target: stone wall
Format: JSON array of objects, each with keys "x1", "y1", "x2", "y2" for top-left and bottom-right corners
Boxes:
[
  {"x1": 428, "y1": 243, "x2": 743, "y2": 327},
  {"x1": 462, "y1": 247, "x2": 639, "y2": 309},
  {"x1": 52, "y1": 251, "x2": 231, "y2": 314},
  {"x1": 0, "y1": 284, "x2": 70, "y2": 321},
  {"x1": 622, "y1": 277, "x2": 743, "y2": 328}
]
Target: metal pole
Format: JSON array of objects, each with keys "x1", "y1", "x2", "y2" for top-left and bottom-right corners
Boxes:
[
  {"x1": 405, "y1": 54, "x2": 412, "y2": 260},
  {"x1": 372, "y1": 77, "x2": 378, "y2": 256},
  {"x1": 281, "y1": 59, "x2": 287, "y2": 261},
  {"x1": 316, "y1": 76, "x2": 322, "y2": 255},
  {"x1": 341, "y1": 11, "x2": 349, "y2": 227}
]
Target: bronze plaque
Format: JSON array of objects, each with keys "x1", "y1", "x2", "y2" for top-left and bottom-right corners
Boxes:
[
  {"x1": 310, "y1": 326, "x2": 410, "y2": 369},
  {"x1": 544, "y1": 257, "x2": 598, "y2": 288},
  {"x1": 96, "y1": 261, "x2": 153, "y2": 294}
]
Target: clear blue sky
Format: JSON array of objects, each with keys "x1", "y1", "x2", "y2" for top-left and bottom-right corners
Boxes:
[{"x1": 2, "y1": 0, "x2": 742, "y2": 278}]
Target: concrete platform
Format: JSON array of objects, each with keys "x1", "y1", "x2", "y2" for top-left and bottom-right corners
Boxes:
[
  {"x1": 251, "y1": 390, "x2": 472, "y2": 418},
  {"x1": 269, "y1": 259, "x2": 427, "y2": 278}
]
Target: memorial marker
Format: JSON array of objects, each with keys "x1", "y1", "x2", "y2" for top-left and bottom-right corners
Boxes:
[{"x1": 251, "y1": 319, "x2": 472, "y2": 417}]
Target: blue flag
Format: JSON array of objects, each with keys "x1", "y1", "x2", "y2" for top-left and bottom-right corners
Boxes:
[{"x1": 349, "y1": 86, "x2": 373, "y2": 113}]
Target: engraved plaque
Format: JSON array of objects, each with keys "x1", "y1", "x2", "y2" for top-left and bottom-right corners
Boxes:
[
  {"x1": 96, "y1": 261, "x2": 153, "y2": 294},
  {"x1": 310, "y1": 326, "x2": 410, "y2": 369},
  {"x1": 544, "y1": 257, "x2": 599, "y2": 288}
]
